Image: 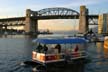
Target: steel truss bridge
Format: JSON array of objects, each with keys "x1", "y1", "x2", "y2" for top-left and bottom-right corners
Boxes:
[{"x1": 0, "y1": 6, "x2": 98, "y2": 34}]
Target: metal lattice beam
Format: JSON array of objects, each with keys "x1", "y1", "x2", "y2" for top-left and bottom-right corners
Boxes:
[
  {"x1": 89, "y1": 18, "x2": 98, "y2": 25},
  {"x1": 32, "y1": 7, "x2": 79, "y2": 16}
]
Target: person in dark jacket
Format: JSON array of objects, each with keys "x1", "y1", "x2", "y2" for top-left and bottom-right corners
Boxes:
[
  {"x1": 55, "y1": 44, "x2": 61, "y2": 53},
  {"x1": 43, "y1": 44, "x2": 48, "y2": 54},
  {"x1": 37, "y1": 43, "x2": 43, "y2": 52}
]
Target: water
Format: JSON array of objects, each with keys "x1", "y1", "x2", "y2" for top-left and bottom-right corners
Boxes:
[
  {"x1": 85, "y1": 42, "x2": 108, "y2": 72},
  {"x1": 0, "y1": 35, "x2": 33, "y2": 72},
  {"x1": 0, "y1": 34, "x2": 108, "y2": 72}
]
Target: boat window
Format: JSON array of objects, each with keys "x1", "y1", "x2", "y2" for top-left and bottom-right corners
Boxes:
[
  {"x1": 33, "y1": 43, "x2": 43, "y2": 52},
  {"x1": 33, "y1": 43, "x2": 86, "y2": 54},
  {"x1": 63, "y1": 44, "x2": 86, "y2": 53}
]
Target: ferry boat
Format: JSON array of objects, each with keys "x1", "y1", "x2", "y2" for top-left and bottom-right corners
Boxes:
[{"x1": 32, "y1": 37, "x2": 88, "y2": 68}]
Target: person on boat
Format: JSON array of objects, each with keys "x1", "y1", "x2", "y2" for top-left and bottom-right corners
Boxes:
[
  {"x1": 74, "y1": 45, "x2": 79, "y2": 52},
  {"x1": 65, "y1": 49, "x2": 71, "y2": 62},
  {"x1": 43, "y1": 44, "x2": 48, "y2": 54},
  {"x1": 55, "y1": 44, "x2": 61, "y2": 53},
  {"x1": 37, "y1": 43, "x2": 43, "y2": 53}
]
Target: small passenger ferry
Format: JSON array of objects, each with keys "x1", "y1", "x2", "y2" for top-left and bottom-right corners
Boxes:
[{"x1": 32, "y1": 37, "x2": 88, "y2": 67}]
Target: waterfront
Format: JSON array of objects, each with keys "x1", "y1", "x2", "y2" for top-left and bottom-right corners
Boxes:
[{"x1": 0, "y1": 34, "x2": 108, "y2": 72}]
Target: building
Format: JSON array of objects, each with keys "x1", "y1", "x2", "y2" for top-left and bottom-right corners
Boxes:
[{"x1": 98, "y1": 14, "x2": 108, "y2": 34}]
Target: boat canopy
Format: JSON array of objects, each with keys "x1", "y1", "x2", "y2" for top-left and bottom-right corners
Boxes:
[{"x1": 33, "y1": 38, "x2": 87, "y2": 44}]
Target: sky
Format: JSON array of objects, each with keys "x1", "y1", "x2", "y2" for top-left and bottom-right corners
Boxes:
[{"x1": 0, "y1": 0, "x2": 108, "y2": 31}]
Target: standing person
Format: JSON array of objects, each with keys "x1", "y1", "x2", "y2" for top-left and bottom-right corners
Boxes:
[{"x1": 55, "y1": 44, "x2": 61, "y2": 53}]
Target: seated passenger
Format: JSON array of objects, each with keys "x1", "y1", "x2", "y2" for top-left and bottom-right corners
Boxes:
[
  {"x1": 55, "y1": 44, "x2": 61, "y2": 53},
  {"x1": 43, "y1": 44, "x2": 48, "y2": 54},
  {"x1": 74, "y1": 45, "x2": 79, "y2": 52},
  {"x1": 37, "y1": 43, "x2": 43, "y2": 53}
]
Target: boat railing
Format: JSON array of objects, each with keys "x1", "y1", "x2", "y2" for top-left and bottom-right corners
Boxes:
[
  {"x1": 65, "y1": 51, "x2": 87, "y2": 59},
  {"x1": 34, "y1": 51, "x2": 87, "y2": 62}
]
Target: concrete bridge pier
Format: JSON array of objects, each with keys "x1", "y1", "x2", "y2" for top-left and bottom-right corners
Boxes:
[
  {"x1": 79, "y1": 5, "x2": 89, "y2": 34},
  {"x1": 25, "y1": 9, "x2": 38, "y2": 35}
]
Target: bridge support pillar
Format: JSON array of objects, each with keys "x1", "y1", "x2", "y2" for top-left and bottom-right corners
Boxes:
[
  {"x1": 25, "y1": 9, "x2": 38, "y2": 34},
  {"x1": 79, "y1": 5, "x2": 89, "y2": 34}
]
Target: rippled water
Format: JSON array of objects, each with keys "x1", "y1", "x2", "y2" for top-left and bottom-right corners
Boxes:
[
  {"x1": 0, "y1": 35, "x2": 33, "y2": 72},
  {"x1": 85, "y1": 42, "x2": 108, "y2": 72},
  {"x1": 0, "y1": 35, "x2": 108, "y2": 72}
]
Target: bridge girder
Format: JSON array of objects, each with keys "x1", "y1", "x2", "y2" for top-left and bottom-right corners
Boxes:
[
  {"x1": 88, "y1": 18, "x2": 98, "y2": 25},
  {"x1": 0, "y1": 20, "x2": 25, "y2": 27},
  {"x1": 0, "y1": 15, "x2": 98, "y2": 21},
  {"x1": 0, "y1": 15, "x2": 98, "y2": 26}
]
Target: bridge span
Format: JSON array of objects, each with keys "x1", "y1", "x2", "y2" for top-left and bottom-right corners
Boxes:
[
  {"x1": 0, "y1": 15, "x2": 98, "y2": 21},
  {"x1": 0, "y1": 5, "x2": 99, "y2": 34}
]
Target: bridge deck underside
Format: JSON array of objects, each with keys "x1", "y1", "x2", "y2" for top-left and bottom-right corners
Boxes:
[{"x1": 0, "y1": 15, "x2": 98, "y2": 21}]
